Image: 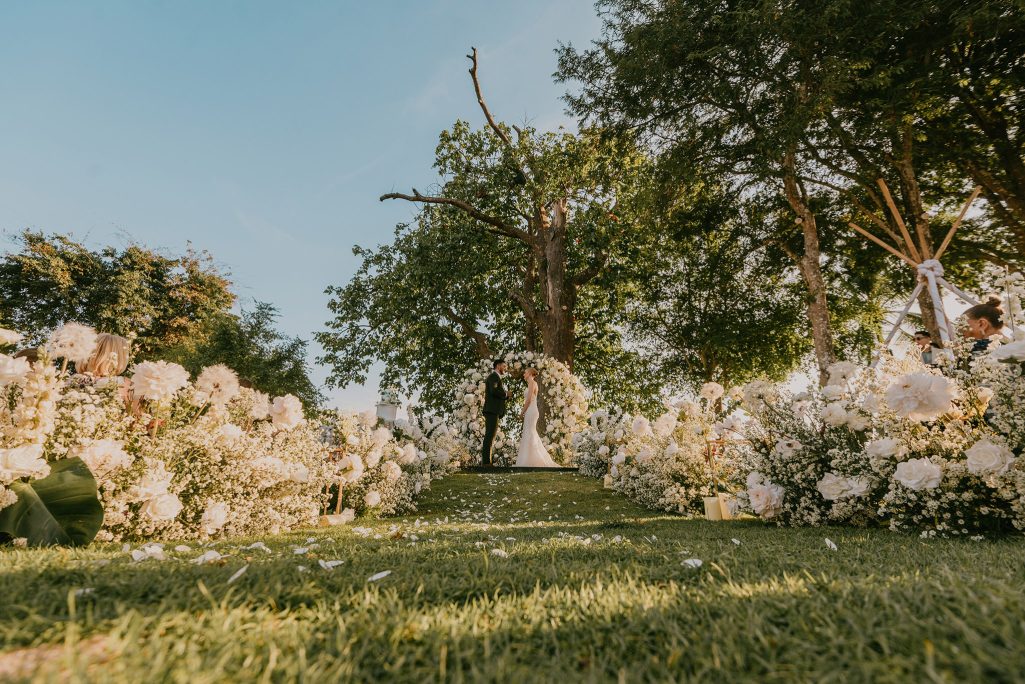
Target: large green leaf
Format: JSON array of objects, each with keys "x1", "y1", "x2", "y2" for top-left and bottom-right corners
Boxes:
[{"x1": 0, "y1": 457, "x2": 104, "y2": 547}]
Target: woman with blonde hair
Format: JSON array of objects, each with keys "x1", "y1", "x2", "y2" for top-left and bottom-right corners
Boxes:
[{"x1": 78, "y1": 333, "x2": 132, "y2": 379}]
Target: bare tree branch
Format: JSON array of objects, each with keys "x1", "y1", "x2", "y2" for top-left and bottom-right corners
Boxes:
[
  {"x1": 468, "y1": 47, "x2": 513, "y2": 147},
  {"x1": 380, "y1": 190, "x2": 532, "y2": 242}
]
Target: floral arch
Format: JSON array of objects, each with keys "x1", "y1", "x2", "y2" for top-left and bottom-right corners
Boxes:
[{"x1": 450, "y1": 352, "x2": 589, "y2": 466}]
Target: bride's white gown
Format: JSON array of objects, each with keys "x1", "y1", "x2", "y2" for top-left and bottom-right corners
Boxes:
[{"x1": 515, "y1": 389, "x2": 561, "y2": 468}]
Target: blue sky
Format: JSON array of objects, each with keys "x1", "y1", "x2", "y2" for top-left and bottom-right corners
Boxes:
[{"x1": 0, "y1": 1, "x2": 602, "y2": 409}]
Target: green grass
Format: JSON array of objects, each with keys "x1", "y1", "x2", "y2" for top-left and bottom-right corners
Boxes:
[{"x1": 1, "y1": 472, "x2": 1024, "y2": 682}]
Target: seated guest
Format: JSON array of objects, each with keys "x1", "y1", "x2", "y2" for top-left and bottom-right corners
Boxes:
[
  {"x1": 75, "y1": 334, "x2": 132, "y2": 404},
  {"x1": 963, "y1": 297, "x2": 1005, "y2": 354},
  {"x1": 913, "y1": 330, "x2": 942, "y2": 365},
  {"x1": 77, "y1": 333, "x2": 131, "y2": 382}
]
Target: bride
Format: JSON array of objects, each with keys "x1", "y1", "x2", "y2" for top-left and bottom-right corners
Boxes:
[{"x1": 515, "y1": 368, "x2": 561, "y2": 468}]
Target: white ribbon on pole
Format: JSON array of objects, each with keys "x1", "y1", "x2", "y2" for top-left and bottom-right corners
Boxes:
[{"x1": 917, "y1": 259, "x2": 951, "y2": 344}]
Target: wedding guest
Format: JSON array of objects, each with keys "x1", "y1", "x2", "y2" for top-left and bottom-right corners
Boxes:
[
  {"x1": 963, "y1": 297, "x2": 1005, "y2": 354},
  {"x1": 913, "y1": 330, "x2": 942, "y2": 365},
  {"x1": 78, "y1": 333, "x2": 131, "y2": 380},
  {"x1": 74, "y1": 334, "x2": 133, "y2": 405}
]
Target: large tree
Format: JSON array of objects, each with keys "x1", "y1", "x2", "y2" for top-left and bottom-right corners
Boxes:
[
  {"x1": 0, "y1": 230, "x2": 233, "y2": 357},
  {"x1": 321, "y1": 49, "x2": 665, "y2": 412},
  {"x1": 379, "y1": 49, "x2": 653, "y2": 369}
]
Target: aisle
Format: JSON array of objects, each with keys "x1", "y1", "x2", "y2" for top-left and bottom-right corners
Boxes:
[{"x1": 3, "y1": 472, "x2": 1024, "y2": 681}]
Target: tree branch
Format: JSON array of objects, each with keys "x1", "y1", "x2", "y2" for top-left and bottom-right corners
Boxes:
[
  {"x1": 468, "y1": 47, "x2": 513, "y2": 148},
  {"x1": 441, "y1": 306, "x2": 493, "y2": 359},
  {"x1": 572, "y1": 252, "x2": 609, "y2": 287},
  {"x1": 380, "y1": 190, "x2": 532, "y2": 242}
]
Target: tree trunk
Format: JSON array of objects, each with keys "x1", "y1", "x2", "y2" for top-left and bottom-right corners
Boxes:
[
  {"x1": 537, "y1": 199, "x2": 576, "y2": 370},
  {"x1": 782, "y1": 152, "x2": 836, "y2": 385}
]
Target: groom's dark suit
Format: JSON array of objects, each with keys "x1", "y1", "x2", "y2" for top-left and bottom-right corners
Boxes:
[{"x1": 481, "y1": 370, "x2": 508, "y2": 466}]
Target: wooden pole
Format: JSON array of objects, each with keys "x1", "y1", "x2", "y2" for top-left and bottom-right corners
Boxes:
[
  {"x1": 934, "y1": 186, "x2": 982, "y2": 262},
  {"x1": 877, "y1": 179, "x2": 923, "y2": 263},
  {"x1": 848, "y1": 222, "x2": 918, "y2": 268}
]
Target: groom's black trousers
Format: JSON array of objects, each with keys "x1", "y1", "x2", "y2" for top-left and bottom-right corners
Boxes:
[{"x1": 481, "y1": 412, "x2": 500, "y2": 466}]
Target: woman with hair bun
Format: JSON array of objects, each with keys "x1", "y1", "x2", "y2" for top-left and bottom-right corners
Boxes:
[{"x1": 962, "y1": 297, "x2": 1005, "y2": 354}]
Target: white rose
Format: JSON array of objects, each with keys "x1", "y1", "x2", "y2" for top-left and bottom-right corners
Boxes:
[
  {"x1": 772, "y1": 438, "x2": 802, "y2": 458},
  {"x1": 884, "y1": 373, "x2": 958, "y2": 422},
  {"x1": 0, "y1": 328, "x2": 23, "y2": 347},
  {"x1": 218, "y1": 423, "x2": 244, "y2": 443},
  {"x1": 748, "y1": 482, "x2": 784, "y2": 518},
  {"x1": 965, "y1": 439, "x2": 1015, "y2": 477},
  {"x1": 365, "y1": 449, "x2": 383, "y2": 468},
  {"x1": 865, "y1": 437, "x2": 905, "y2": 461},
  {"x1": 820, "y1": 385, "x2": 846, "y2": 401},
  {"x1": 992, "y1": 339, "x2": 1025, "y2": 363},
  {"x1": 269, "y1": 394, "x2": 304, "y2": 430},
  {"x1": 130, "y1": 466, "x2": 172, "y2": 501},
  {"x1": 893, "y1": 457, "x2": 942, "y2": 490},
  {"x1": 597, "y1": 445, "x2": 610, "y2": 457},
  {"x1": 140, "y1": 493, "x2": 183, "y2": 522},
  {"x1": 816, "y1": 472, "x2": 850, "y2": 501},
  {"x1": 383, "y1": 461, "x2": 402, "y2": 481},
  {"x1": 612, "y1": 449, "x2": 627, "y2": 466},
  {"x1": 826, "y1": 361, "x2": 859, "y2": 385},
  {"x1": 200, "y1": 501, "x2": 230, "y2": 535},
  {"x1": 73, "y1": 439, "x2": 131, "y2": 477},
  {"x1": 342, "y1": 454, "x2": 365, "y2": 483},
  {"x1": 636, "y1": 447, "x2": 654, "y2": 463},
  {"x1": 632, "y1": 416, "x2": 652, "y2": 437},
  {"x1": 699, "y1": 382, "x2": 725, "y2": 402},
  {"x1": 0, "y1": 444, "x2": 49, "y2": 482},
  {"x1": 364, "y1": 490, "x2": 382, "y2": 507},
  {"x1": 845, "y1": 477, "x2": 870, "y2": 498},
  {"x1": 0, "y1": 354, "x2": 31, "y2": 386},
  {"x1": 665, "y1": 441, "x2": 679, "y2": 457},
  {"x1": 820, "y1": 403, "x2": 849, "y2": 427}
]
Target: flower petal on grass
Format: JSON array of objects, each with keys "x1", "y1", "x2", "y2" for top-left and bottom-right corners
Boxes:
[
  {"x1": 490, "y1": 549, "x2": 509, "y2": 558},
  {"x1": 825, "y1": 538, "x2": 838, "y2": 551},
  {"x1": 682, "y1": 558, "x2": 703, "y2": 569},
  {"x1": 243, "y1": 542, "x2": 272, "y2": 553},
  {"x1": 731, "y1": 538, "x2": 741, "y2": 545},
  {"x1": 192, "y1": 550, "x2": 223, "y2": 565},
  {"x1": 367, "y1": 570, "x2": 392, "y2": 582},
  {"x1": 227, "y1": 565, "x2": 249, "y2": 584},
  {"x1": 318, "y1": 559, "x2": 345, "y2": 571}
]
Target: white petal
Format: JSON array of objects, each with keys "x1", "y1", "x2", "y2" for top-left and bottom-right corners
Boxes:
[
  {"x1": 682, "y1": 558, "x2": 703, "y2": 569},
  {"x1": 367, "y1": 570, "x2": 392, "y2": 582},
  {"x1": 227, "y1": 565, "x2": 249, "y2": 584}
]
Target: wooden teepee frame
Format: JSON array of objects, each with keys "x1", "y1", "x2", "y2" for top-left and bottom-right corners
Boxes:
[{"x1": 847, "y1": 180, "x2": 983, "y2": 351}]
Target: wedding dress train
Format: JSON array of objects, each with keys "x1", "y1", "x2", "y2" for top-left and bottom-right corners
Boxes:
[{"x1": 515, "y1": 397, "x2": 561, "y2": 468}]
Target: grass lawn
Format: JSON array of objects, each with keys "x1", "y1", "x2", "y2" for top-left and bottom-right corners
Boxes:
[{"x1": 1, "y1": 471, "x2": 1024, "y2": 682}]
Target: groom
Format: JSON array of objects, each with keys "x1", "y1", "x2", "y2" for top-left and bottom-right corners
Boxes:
[{"x1": 481, "y1": 359, "x2": 509, "y2": 467}]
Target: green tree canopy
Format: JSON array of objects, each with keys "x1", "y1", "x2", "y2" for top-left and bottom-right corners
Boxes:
[{"x1": 0, "y1": 230, "x2": 234, "y2": 357}]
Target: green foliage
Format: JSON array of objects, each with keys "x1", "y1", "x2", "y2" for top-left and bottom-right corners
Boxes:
[
  {"x1": 2, "y1": 472, "x2": 1024, "y2": 680},
  {"x1": 626, "y1": 193, "x2": 811, "y2": 391},
  {"x1": 0, "y1": 458, "x2": 104, "y2": 547},
  {"x1": 0, "y1": 230, "x2": 235, "y2": 358},
  {"x1": 164, "y1": 302, "x2": 323, "y2": 409},
  {"x1": 558, "y1": 0, "x2": 1024, "y2": 361}
]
